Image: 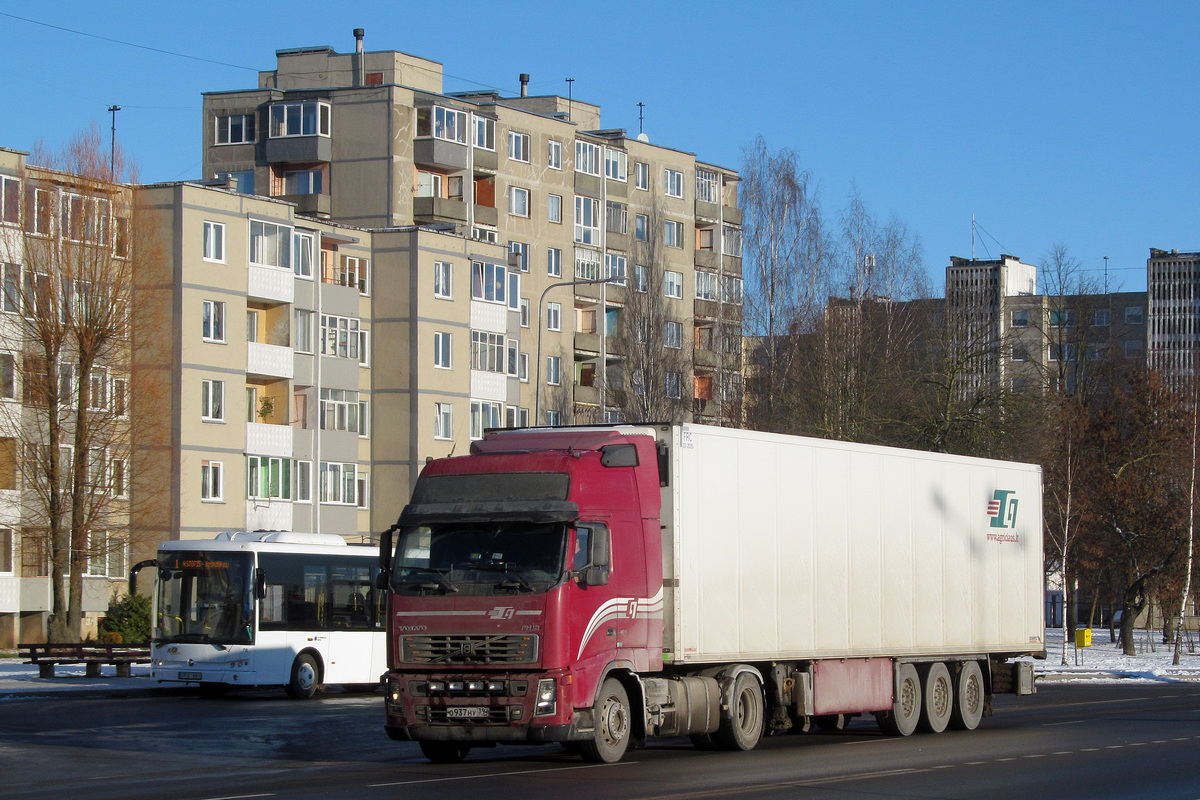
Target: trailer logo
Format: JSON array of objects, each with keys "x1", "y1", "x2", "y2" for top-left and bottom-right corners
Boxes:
[{"x1": 987, "y1": 489, "x2": 1020, "y2": 541}]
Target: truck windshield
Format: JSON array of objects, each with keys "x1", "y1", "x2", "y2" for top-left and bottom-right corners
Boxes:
[
  {"x1": 392, "y1": 522, "x2": 567, "y2": 596},
  {"x1": 156, "y1": 551, "x2": 254, "y2": 645}
]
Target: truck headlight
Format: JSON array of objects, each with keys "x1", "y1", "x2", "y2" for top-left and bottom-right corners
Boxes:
[{"x1": 534, "y1": 678, "x2": 557, "y2": 717}]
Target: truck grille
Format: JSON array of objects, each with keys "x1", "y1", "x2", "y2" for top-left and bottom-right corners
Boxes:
[{"x1": 401, "y1": 634, "x2": 538, "y2": 664}]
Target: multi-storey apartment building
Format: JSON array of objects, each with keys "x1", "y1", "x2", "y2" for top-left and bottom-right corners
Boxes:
[
  {"x1": 1147, "y1": 248, "x2": 1200, "y2": 392},
  {"x1": 0, "y1": 147, "x2": 132, "y2": 646},
  {"x1": 199, "y1": 33, "x2": 744, "y2": 439}
]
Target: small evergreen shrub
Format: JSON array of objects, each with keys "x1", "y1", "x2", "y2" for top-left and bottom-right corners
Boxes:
[{"x1": 99, "y1": 591, "x2": 151, "y2": 644}]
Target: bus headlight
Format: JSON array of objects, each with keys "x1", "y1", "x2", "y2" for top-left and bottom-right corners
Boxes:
[{"x1": 534, "y1": 678, "x2": 557, "y2": 717}]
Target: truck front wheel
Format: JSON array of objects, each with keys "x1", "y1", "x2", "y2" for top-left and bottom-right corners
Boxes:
[
  {"x1": 714, "y1": 671, "x2": 764, "y2": 751},
  {"x1": 580, "y1": 678, "x2": 631, "y2": 763}
]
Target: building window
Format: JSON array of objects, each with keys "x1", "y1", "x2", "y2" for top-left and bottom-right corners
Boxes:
[
  {"x1": 215, "y1": 113, "x2": 256, "y2": 145},
  {"x1": 203, "y1": 221, "x2": 225, "y2": 262},
  {"x1": 696, "y1": 272, "x2": 718, "y2": 301},
  {"x1": 294, "y1": 309, "x2": 313, "y2": 353},
  {"x1": 0, "y1": 438, "x2": 15, "y2": 490},
  {"x1": 359, "y1": 399, "x2": 370, "y2": 437},
  {"x1": 0, "y1": 528, "x2": 12, "y2": 573},
  {"x1": 548, "y1": 194, "x2": 562, "y2": 223},
  {"x1": 546, "y1": 410, "x2": 561, "y2": 426},
  {"x1": 283, "y1": 168, "x2": 323, "y2": 195},
  {"x1": 547, "y1": 302, "x2": 562, "y2": 332},
  {"x1": 473, "y1": 117, "x2": 495, "y2": 150},
  {"x1": 319, "y1": 462, "x2": 360, "y2": 505},
  {"x1": 269, "y1": 100, "x2": 331, "y2": 138},
  {"x1": 334, "y1": 256, "x2": 369, "y2": 294},
  {"x1": 0, "y1": 353, "x2": 13, "y2": 399},
  {"x1": 520, "y1": 298, "x2": 530, "y2": 328},
  {"x1": 575, "y1": 248, "x2": 601, "y2": 281},
  {"x1": 664, "y1": 271, "x2": 683, "y2": 299},
  {"x1": 249, "y1": 220, "x2": 292, "y2": 269},
  {"x1": 1125, "y1": 340, "x2": 1143, "y2": 359},
  {"x1": 605, "y1": 149, "x2": 628, "y2": 182},
  {"x1": 434, "y1": 331, "x2": 452, "y2": 369},
  {"x1": 1093, "y1": 309, "x2": 1111, "y2": 327},
  {"x1": 202, "y1": 300, "x2": 225, "y2": 342},
  {"x1": 519, "y1": 353, "x2": 529, "y2": 382},
  {"x1": 509, "y1": 241, "x2": 529, "y2": 273},
  {"x1": 664, "y1": 372, "x2": 682, "y2": 399},
  {"x1": 470, "y1": 400, "x2": 503, "y2": 440},
  {"x1": 471, "y1": 331, "x2": 506, "y2": 373},
  {"x1": 722, "y1": 275, "x2": 744, "y2": 305},
  {"x1": 1010, "y1": 309, "x2": 1029, "y2": 328},
  {"x1": 547, "y1": 356, "x2": 562, "y2": 386},
  {"x1": 574, "y1": 195, "x2": 599, "y2": 245},
  {"x1": 508, "y1": 186, "x2": 530, "y2": 217},
  {"x1": 416, "y1": 106, "x2": 466, "y2": 143},
  {"x1": 434, "y1": 261, "x2": 453, "y2": 299},
  {"x1": 201, "y1": 460, "x2": 223, "y2": 501},
  {"x1": 664, "y1": 169, "x2": 684, "y2": 198},
  {"x1": 633, "y1": 265, "x2": 648, "y2": 293},
  {"x1": 723, "y1": 225, "x2": 743, "y2": 257},
  {"x1": 507, "y1": 339, "x2": 519, "y2": 377},
  {"x1": 548, "y1": 139, "x2": 562, "y2": 170},
  {"x1": 248, "y1": 455, "x2": 292, "y2": 501},
  {"x1": 1126, "y1": 306, "x2": 1144, "y2": 325},
  {"x1": 1011, "y1": 344, "x2": 1029, "y2": 362},
  {"x1": 358, "y1": 330, "x2": 371, "y2": 367},
  {"x1": 294, "y1": 460, "x2": 312, "y2": 503},
  {"x1": 635, "y1": 162, "x2": 649, "y2": 190},
  {"x1": 606, "y1": 201, "x2": 627, "y2": 234},
  {"x1": 575, "y1": 140, "x2": 601, "y2": 176},
  {"x1": 547, "y1": 248, "x2": 562, "y2": 278},
  {"x1": 294, "y1": 231, "x2": 314, "y2": 278},
  {"x1": 1049, "y1": 308, "x2": 1076, "y2": 328},
  {"x1": 320, "y1": 388, "x2": 361, "y2": 432},
  {"x1": 696, "y1": 169, "x2": 719, "y2": 203},
  {"x1": 201, "y1": 379, "x2": 225, "y2": 421},
  {"x1": 1, "y1": 263, "x2": 18, "y2": 313},
  {"x1": 1, "y1": 176, "x2": 19, "y2": 225},
  {"x1": 508, "y1": 131, "x2": 531, "y2": 163},
  {"x1": 320, "y1": 314, "x2": 361, "y2": 359},
  {"x1": 605, "y1": 252, "x2": 626, "y2": 285},
  {"x1": 435, "y1": 402, "x2": 454, "y2": 440},
  {"x1": 665, "y1": 321, "x2": 682, "y2": 349},
  {"x1": 634, "y1": 213, "x2": 648, "y2": 242},
  {"x1": 471, "y1": 261, "x2": 507, "y2": 305},
  {"x1": 416, "y1": 171, "x2": 443, "y2": 198},
  {"x1": 508, "y1": 273, "x2": 521, "y2": 312},
  {"x1": 664, "y1": 220, "x2": 684, "y2": 249}
]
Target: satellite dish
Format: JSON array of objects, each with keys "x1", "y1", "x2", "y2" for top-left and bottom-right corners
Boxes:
[{"x1": 636, "y1": 133, "x2": 649, "y2": 143}]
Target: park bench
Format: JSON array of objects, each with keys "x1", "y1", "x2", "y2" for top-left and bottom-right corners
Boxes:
[{"x1": 18, "y1": 643, "x2": 151, "y2": 678}]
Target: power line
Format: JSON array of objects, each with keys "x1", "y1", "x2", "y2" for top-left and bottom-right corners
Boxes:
[{"x1": 0, "y1": 11, "x2": 258, "y2": 72}]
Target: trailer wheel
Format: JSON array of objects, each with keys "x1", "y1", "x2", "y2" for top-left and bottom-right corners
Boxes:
[
  {"x1": 419, "y1": 741, "x2": 471, "y2": 763},
  {"x1": 919, "y1": 662, "x2": 952, "y2": 733},
  {"x1": 949, "y1": 661, "x2": 985, "y2": 730},
  {"x1": 580, "y1": 678, "x2": 631, "y2": 763},
  {"x1": 876, "y1": 663, "x2": 921, "y2": 736},
  {"x1": 285, "y1": 653, "x2": 319, "y2": 699},
  {"x1": 714, "y1": 672, "x2": 764, "y2": 751}
]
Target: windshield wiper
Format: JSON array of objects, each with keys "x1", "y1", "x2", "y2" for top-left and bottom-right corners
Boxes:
[
  {"x1": 399, "y1": 566, "x2": 459, "y2": 594},
  {"x1": 167, "y1": 633, "x2": 228, "y2": 650},
  {"x1": 495, "y1": 573, "x2": 534, "y2": 593}
]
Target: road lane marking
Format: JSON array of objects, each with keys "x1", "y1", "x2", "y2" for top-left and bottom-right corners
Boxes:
[
  {"x1": 368, "y1": 761, "x2": 630, "y2": 787},
  {"x1": 1044, "y1": 719, "x2": 1086, "y2": 726}
]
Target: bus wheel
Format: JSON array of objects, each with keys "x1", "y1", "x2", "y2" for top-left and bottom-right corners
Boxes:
[
  {"x1": 419, "y1": 741, "x2": 470, "y2": 763},
  {"x1": 285, "y1": 654, "x2": 319, "y2": 699}
]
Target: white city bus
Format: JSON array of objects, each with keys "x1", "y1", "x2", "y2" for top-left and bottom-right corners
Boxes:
[{"x1": 137, "y1": 531, "x2": 386, "y2": 698}]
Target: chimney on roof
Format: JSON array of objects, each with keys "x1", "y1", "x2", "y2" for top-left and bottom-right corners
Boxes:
[
  {"x1": 353, "y1": 28, "x2": 365, "y2": 87},
  {"x1": 519, "y1": 73, "x2": 530, "y2": 98}
]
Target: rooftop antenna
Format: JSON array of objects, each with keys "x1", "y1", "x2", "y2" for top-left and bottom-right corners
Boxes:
[
  {"x1": 637, "y1": 102, "x2": 645, "y2": 135},
  {"x1": 1104, "y1": 255, "x2": 1109, "y2": 294},
  {"x1": 566, "y1": 78, "x2": 575, "y2": 122},
  {"x1": 107, "y1": 104, "x2": 121, "y2": 180},
  {"x1": 971, "y1": 214, "x2": 976, "y2": 260}
]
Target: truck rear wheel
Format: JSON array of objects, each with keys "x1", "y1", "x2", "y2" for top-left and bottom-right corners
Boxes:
[
  {"x1": 919, "y1": 662, "x2": 952, "y2": 733},
  {"x1": 580, "y1": 678, "x2": 631, "y2": 763},
  {"x1": 950, "y1": 661, "x2": 984, "y2": 730},
  {"x1": 876, "y1": 663, "x2": 921, "y2": 736},
  {"x1": 714, "y1": 671, "x2": 764, "y2": 751}
]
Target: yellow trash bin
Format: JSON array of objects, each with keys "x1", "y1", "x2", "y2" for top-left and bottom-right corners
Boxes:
[{"x1": 1075, "y1": 628, "x2": 1092, "y2": 648}]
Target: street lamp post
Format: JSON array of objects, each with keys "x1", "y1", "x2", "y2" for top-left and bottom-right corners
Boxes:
[{"x1": 535, "y1": 276, "x2": 619, "y2": 424}]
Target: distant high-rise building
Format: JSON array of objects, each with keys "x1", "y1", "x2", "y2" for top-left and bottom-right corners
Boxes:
[{"x1": 1147, "y1": 248, "x2": 1200, "y2": 391}]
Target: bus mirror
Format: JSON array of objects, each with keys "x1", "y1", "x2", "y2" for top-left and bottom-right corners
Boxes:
[
  {"x1": 255, "y1": 568, "x2": 267, "y2": 600},
  {"x1": 128, "y1": 559, "x2": 157, "y2": 596}
]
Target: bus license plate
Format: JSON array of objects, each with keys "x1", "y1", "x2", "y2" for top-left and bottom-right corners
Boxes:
[
  {"x1": 179, "y1": 671, "x2": 203, "y2": 681},
  {"x1": 446, "y1": 706, "x2": 488, "y2": 719}
]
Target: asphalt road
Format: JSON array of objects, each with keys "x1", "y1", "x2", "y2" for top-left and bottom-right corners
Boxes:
[{"x1": 3, "y1": 683, "x2": 1200, "y2": 800}]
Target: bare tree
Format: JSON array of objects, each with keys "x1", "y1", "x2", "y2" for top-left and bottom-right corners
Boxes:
[
  {"x1": 608, "y1": 202, "x2": 692, "y2": 422},
  {"x1": 0, "y1": 126, "x2": 156, "y2": 641},
  {"x1": 740, "y1": 138, "x2": 828, "y2": 433}
]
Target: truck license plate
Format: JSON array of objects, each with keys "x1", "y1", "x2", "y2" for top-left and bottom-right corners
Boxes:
[
  {"x1": 179, "y1": 671, "x2": 203, "y2": 681},
  {"x1": 446, "y1": 706, "x2": 488, "y2": 719}
]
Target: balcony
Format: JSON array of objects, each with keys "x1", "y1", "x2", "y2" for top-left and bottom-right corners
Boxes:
[
  {"x1": 278, "y1": 193, "x2": 331, "y2": 217},
  {"x1": 246, "y1": 500, "x2": 292, "y2": 533},
  {"x1": 413, "y1": 196, "x2": 468, "y2": 223},
  {"x1": 248, "y1": 264, "x2": 294, "y2": 304},
  {"x1": 695, "y1": 200, "x2": 720, "y2": 224},
  {"x1": 474, "y1": 204, "x2": 498, "y2": 226},
  {"x1": 264, "y1": 136, "x2": 331, "y2": 165},
  {"x1": 414, "y1": 138, "x2": 469, "y2": 171},
  {"x1": 247, "y1": 342, "x2": 294, "y2": 380},
  {"x1": 694, "y1": 250, "x2": 718, "y2": 270},
  {"x1": 246, "y1": 421, "x2": 293, "y2": 457}
]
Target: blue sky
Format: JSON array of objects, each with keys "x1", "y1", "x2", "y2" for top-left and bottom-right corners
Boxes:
[{"x1": 3, "y1": 0, "x2": 1196, "y2": 293}]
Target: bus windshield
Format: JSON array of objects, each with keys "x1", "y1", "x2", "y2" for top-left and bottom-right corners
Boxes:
[
  {"x1": 392, "y1": 522, "x2": 567, "y2": 596},
  {"x1": 156, "y1": 551, "x2": 254, "y2": 645}
]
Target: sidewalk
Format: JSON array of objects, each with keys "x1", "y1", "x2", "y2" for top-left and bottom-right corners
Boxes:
[{"x1": 4, "y1": 627, "x2": 1200, "y2": 699}]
